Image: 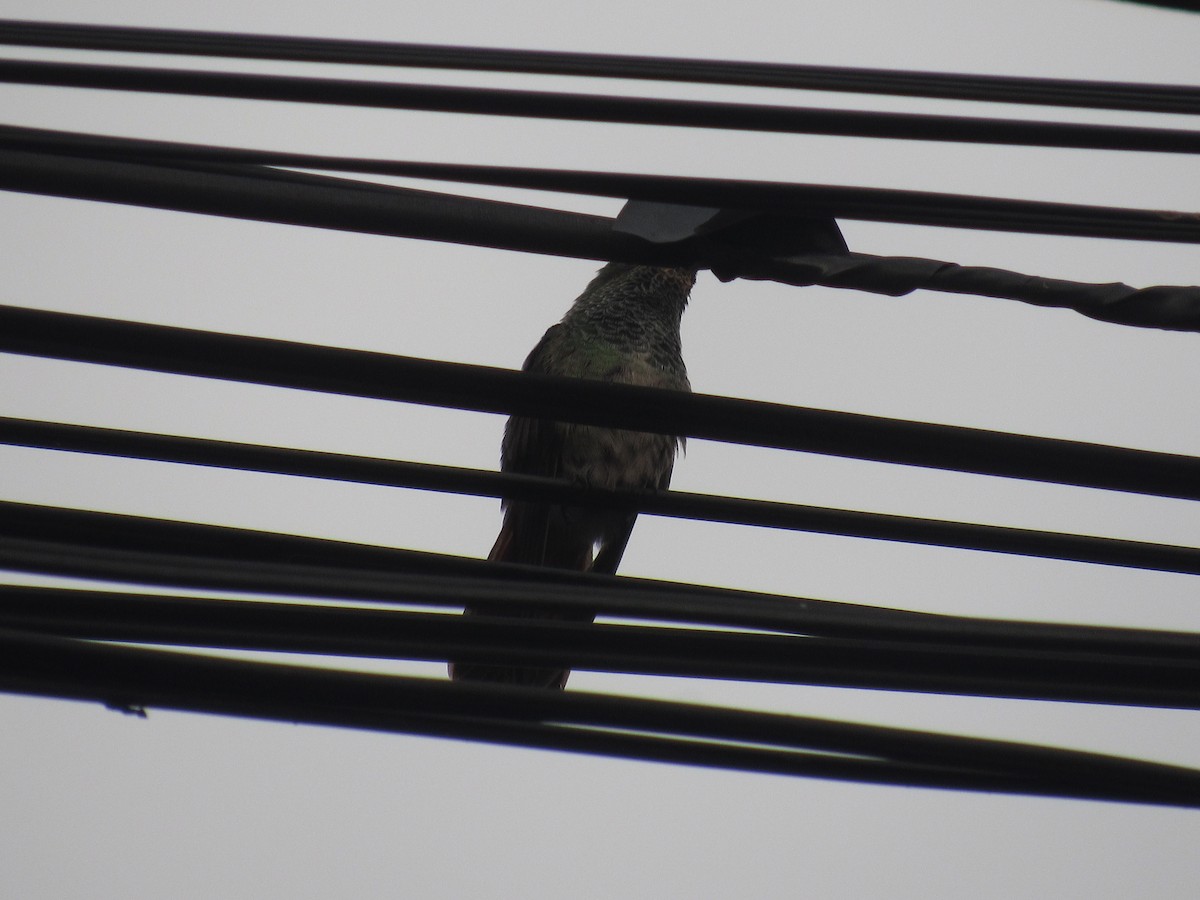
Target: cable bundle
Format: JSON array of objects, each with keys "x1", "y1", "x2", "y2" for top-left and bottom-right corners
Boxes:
[{"x1": 1, "y1": 18, "x2": 1199, "y2": 806}]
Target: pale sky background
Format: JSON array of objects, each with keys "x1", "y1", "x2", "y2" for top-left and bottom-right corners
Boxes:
[{"x1": 2, "y1": 1, "x2": 1200, "y2": 897}]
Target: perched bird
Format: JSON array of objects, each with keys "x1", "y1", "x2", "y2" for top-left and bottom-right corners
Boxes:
[{"x1": 450, "y1": 263, "x2": 695, "y2": 689}]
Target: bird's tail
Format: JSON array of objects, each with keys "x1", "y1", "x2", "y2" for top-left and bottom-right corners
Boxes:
[{"x1": 448, "y1": 505, "x2": 596, "y2": 690}]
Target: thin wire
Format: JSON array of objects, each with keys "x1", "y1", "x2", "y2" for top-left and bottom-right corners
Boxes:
[
  {"x1": 3, "y1": 307, "x2": 1199, "y2": 499},
  {"x1": 4, "y1": 123, "x2": 1198, "y2": 244},
  {"x1": 5, "y1": 149, "x2": 1200, "y2": 332},
  {"x1": 4, "y1": 585, "x2": 1196, "y2": 708},
  {"x1": 4, "y1": 417, "x2": 1200, "y2": 575},
  {"x1": 0, "y1": 146, "x2": 648, "y2": 262},
  {"x1": 1, "y1": 18, "x2": 1198, "y2": 114},
  {"x1": 4, "y1": 627, "x2": 1200, "y2": 807},
  {"x1": 2, "y1": 58, "x2": 1200, "y2": 154},
  {"x1": 4, "y1": 500, "x2": 1198, "y2": 657}
]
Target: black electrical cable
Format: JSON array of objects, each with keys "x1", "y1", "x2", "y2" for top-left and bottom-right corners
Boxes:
[
  {"x1": 5, "y1": 148, "x2": 1200, "y2": 331},
  {"x1": 4, "y1": 124, "x2": 1199, "y2": 245},
  {"x1": 1104, "y1": 1, "x2": 1200, "y2": 12},
  {"x1": 2, "y1": 58, "x2": 1200, "y2": 155},
  {"x1": 3, "y1": 17, "x2": 1198, "y2": 807},
  {"x1": 4, "y1": 417, "x2": 1200, "y2": 576},
  {"x1": 3, "y1": 586, "x2": 1196, "y2": 708},
  {"x1": 0, "y1": 146, "x2": 665, "y2": 263},
  {"x1": 3, "y1": 306, "x2": 1199, "y2": 499},
  {"x1": 1, "y1": 18, "x2": 1198, "y2": 115},
  {"x1": 722, "y1": 251, "x2": 1200, "y2": 331},
  {"x1": 3, "y1": 500, "x2": 1199, "y2": 659},
  {"x1": 3, "y1": 627, "x2": 1199, "y2": 807},
  {"x1": 0, "y1": 499, "x2": 987, "y2": 639}
]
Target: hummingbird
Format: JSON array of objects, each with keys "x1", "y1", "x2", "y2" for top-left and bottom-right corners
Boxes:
[{"x1": 449, "y1": 263, "x2": 696, "y2": 689}]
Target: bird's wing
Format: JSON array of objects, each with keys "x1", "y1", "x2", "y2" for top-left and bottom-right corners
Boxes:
[{"x1": 499, "y1": 324, "x2": 567, "y2": 478}]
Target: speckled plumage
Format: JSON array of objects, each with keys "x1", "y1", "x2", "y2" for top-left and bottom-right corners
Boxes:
[{"x1": 450, "y1": 263, "x2": 695, "y2": 689}]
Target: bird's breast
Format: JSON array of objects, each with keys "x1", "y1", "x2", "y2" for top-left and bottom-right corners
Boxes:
[{"x1": 558, "y1": 422, "x2": 679, "y2": 492}]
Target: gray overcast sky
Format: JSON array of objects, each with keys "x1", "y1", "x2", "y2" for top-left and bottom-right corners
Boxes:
[{"x1": 2, "y1": 1, "x2": 1200, "y2": 897}]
